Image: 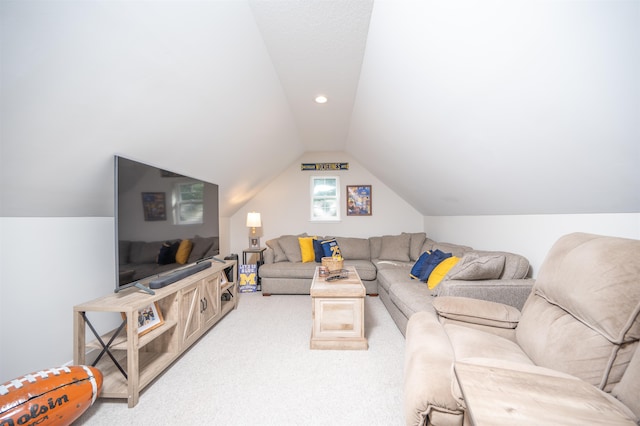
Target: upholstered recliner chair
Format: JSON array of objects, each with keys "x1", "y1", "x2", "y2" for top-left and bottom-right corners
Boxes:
[{"x1": 404, "y1": 233, "x2": 640, "y2": 426}]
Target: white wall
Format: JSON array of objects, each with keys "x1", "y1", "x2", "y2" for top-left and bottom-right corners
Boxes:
[
  {"x1": 1, "y1": 0, "x2": 293, "y2": 381},
  {"x1": 0, "y1": 218, "x2": 115, "y2": 382},
  {"x1": 426, "y1": 213, "x2": 640, "y2": 276},
  {"x1": 0, "y1": 214, "x2": 234, "y2": 383},
  {"x1": 229, "y1": 151, "x2": 424, "y2": 256},
  {"x1": 349, "y1": 0, "x2": 640, "y2": 216},
  {"x1": 1, "y1": 1, "x2": 302, "y2": 219}
]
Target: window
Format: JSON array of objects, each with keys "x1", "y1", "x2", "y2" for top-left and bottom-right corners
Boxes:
[
  {"x1": 174, "y1": 182, "x2": 204, "y2": 224},
  {"x1": 310, "y1": 176, "x2": 340, "y2": 221}
]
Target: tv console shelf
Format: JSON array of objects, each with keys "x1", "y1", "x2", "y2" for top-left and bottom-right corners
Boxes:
[{"x1": 73, "y1": 260, "x2": 237, "y2": 407}]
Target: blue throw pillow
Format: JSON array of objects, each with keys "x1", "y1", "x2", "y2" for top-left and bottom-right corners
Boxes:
[
  {"x1": 313, "y1": 239, "x2": 325, "y2": 263},
  {"x1": 320, "y1": 238, "x2": 342, "y2": 258},
  {"x1": 410, "y1": 251, "x2": 432, "y2": 279},
  {"x1": 418, "y1": 249, "x2": 452, "y2": 282}
]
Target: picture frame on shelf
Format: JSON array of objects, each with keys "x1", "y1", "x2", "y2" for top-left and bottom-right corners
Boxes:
[
  {"x1": 123, "y1": 302, "x2": 164, "y2": 336},
  {"x1": 249, "y1": 237, "x2": 260, "y2": 249},
  {"x1": 346, "y1": 185, "x2": 372, "y2": 216}
]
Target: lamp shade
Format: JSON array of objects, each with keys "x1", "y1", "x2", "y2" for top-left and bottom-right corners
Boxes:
[{"x1": 246, "y1": 212, "x2": 262, "y2": 228}]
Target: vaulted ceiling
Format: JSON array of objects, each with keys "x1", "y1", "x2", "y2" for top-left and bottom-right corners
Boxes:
[
  {"x1": 1, "y1": 0, "x2": 638, "y2": 218},
  {"x1": 249, "y1": 0, "x2": 639, "y2": 216},
  {"x1": 250, "y1": 0, "x2": 373, "y2": 152}
]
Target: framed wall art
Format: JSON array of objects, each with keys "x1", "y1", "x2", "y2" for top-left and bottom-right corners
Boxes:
[{"x1": 346, "y1": 185, "x2": 372, "y2": 216}]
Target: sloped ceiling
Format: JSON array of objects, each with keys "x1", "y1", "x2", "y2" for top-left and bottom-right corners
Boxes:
[
  {"x1": 251, "y1": 0, "x2": 640, "y2": 216},
  {"x1": 1, "y1": 1, "x2": 638, "y2": 218},
  {"x1": 249, "y1": 0, "x2": 373, "y2": 151}
]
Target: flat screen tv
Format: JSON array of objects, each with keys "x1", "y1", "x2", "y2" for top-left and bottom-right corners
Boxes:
[{"x1": 114, "y1": 155, "x2": 220, "y2": 293}]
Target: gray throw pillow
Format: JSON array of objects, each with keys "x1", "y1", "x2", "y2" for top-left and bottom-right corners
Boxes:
[
  {"x1": 446, "y1": 253, "x2": 505, "y2": 280},
  {"x1": 379, "y1": 234, "x2": 411, "y2": 262},
  {"x1": 403, "y1": 232, "x2": 427, "y2": 261},
  {"x1": 266, "y1": 238, "x2": 288, "y2": 263},
  {"x1": 278, "y1": 234, "x2": 307, "y2": 263}
]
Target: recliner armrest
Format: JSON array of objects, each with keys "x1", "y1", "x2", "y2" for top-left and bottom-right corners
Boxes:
[{"x1": 433, "y1": 296, "x2": 521, "y2": 329}]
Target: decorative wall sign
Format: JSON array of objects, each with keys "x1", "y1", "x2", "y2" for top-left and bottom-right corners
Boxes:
[
  {"x1": 141, "y1": 192, "x2": 166, "y2": 221},
  {"x1": 346, "y1": 185, "x2": 372, "y2": 216},
  {"x1": 301, "y1": 162, "x2": 349, "y2": 171},
  {"x1": 239, "y1": 264, "x2": 258, "y2": 293}
]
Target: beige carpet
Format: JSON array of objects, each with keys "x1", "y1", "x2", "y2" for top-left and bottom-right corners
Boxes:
[{"x1": 76, "y1": 292, "x2": 406, "y2": 425}]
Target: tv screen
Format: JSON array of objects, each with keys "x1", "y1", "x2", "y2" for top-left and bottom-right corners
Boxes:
[{"x1": 114, "y1": 155, "x2": 220, "y2": 292}]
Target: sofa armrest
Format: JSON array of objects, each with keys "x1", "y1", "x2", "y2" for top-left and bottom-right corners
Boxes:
[
  {"x1": 404, "y1": 311, "x2": 464, "y2": 426},
  {"x1": 433, "y1": 297, "x2": 521, "y2": 329},
  {"x1": 263, "y1": 249, "x2": 275, "y2": 264},
  {"x1": 436, "y1": 278, "x2": 534, "y2": 310}
]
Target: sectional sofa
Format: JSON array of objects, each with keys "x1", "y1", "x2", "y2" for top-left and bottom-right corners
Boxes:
[
  {"x1": 258, "y1": 232, "x2": 533, "y2": 335},
  {"x1": 404, "y1": 233, "x2": 640, "y2": 425}
]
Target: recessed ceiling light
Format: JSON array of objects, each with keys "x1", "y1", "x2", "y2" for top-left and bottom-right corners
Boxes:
[{"x1": 315, "y1": 95, "x2": 328, "y2": 104}]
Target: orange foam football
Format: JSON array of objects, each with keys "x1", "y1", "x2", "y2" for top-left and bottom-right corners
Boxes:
[{"x1": 0, "y1": 365, "x2": 103, "y2": 426}]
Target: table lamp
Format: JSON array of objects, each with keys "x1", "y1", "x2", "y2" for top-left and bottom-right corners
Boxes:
[{"x1": 246, "y1": 212, "x2": 262, "y2": 248}]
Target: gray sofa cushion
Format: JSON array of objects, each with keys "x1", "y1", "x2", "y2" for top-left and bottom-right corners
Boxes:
[
  {"x1": 379, "y1": 234, "x2": 411, "y2": 261},
  {"x1": 389, "y1": 281, "x2": 436, "y2": 319},
  {"x1": 375, "y1": 266, "x2": 409, "y2": 293},
  {"x1": 335, "y1": 237, "x2": 370, "y2": 260},
  {"x1": 344, "y1": 259, "x2": 377, "y2": 280},
  {"x1": 374, "y1": 260, "x2": 413, "y2": 273},
  {"x1": 403, "y1": 232, "x2": 427, "y2": 261},
  {"x1": 259, "y1": 261, "x2": 318, "y2": 279}
]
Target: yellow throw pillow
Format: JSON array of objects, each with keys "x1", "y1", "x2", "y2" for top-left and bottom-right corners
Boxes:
[
  {"x1": 175, "y1": 239, "x2": 193, "y2": 264},
  {"x1": 427, "y1": 256, "x2": 460, "y2": 289},
  {"x1": 299, "y1": 236, "x2": 317, "y2": 263}
]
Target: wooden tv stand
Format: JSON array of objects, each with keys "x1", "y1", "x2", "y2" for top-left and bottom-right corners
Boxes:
[{"x1": 73, "y1": 260, "x2": 237, "y2": 407}]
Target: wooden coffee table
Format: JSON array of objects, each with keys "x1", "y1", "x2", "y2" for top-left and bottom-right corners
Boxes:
[{"x1": 310, "y1": 266, "x2": 368, "y2": 350}]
